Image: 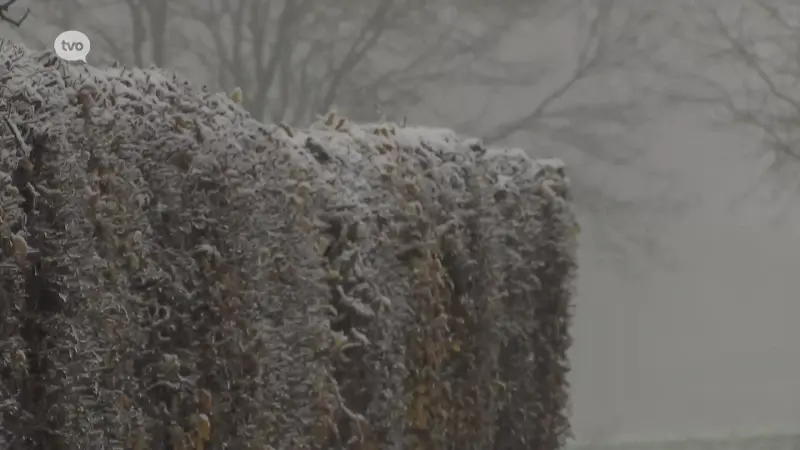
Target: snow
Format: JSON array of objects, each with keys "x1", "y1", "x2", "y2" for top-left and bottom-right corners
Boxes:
[
  {"x1": 0, "y1": 39, "x2": 576, "y2": 269},
  {"x1": 0, "y1": 40, "x2": 566, "y2": 209},
  {"x1": 0, "y1": 39, "x2": 578, "y2": 447}
]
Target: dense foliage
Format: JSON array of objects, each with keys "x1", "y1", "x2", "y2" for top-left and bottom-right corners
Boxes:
[{"x1": 0, "y1": 40, "x2": 578, "y2": 449}]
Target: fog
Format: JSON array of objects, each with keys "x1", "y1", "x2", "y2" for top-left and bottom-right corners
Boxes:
[
  {"x1": 417, "y1": 5, "x2": 800, "y2": 441},
  {"x1": 570, "y1": 105, "x2": 800, "y2": 441},
  {"x1": 3, "y1": 0, "x2": 799, "y2": 444}
]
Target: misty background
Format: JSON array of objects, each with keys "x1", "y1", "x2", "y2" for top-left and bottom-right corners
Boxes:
[{"x1": 2, "y1": 0, "x2": 799, "y2": 444}]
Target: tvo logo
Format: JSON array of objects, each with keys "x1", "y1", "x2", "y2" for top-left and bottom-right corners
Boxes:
[
  {"x1": 54, "y1": 30, "x2": 91, "y2": 62},
  {"x1": 61, "y1": 40, "x2": 85, "y2": 52}
]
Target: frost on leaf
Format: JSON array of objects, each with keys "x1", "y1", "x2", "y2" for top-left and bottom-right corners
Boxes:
[{"x1": 0, "y1": 40, "x2": 578, "y2": 450}]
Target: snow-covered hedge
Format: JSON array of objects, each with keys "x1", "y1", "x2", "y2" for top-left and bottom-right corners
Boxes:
[{"x1": 0, "y1": 40, "x2": 578, "y2": 449}]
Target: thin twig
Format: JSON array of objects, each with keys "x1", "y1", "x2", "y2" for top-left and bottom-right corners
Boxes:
[
  {"x1": 326, "y1": 371, "x2": 366, "y2": 443},
  {"x1": 0, "y1": 0, "x2": 30, "y2": 27},
  {"x1": 3, "y1": 116, "x2": 30, "y2": 157}
]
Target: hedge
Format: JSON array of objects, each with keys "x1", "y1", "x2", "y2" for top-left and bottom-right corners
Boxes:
[{"x1": 0, "y1": 40, "x2": 579, "y2": 450}]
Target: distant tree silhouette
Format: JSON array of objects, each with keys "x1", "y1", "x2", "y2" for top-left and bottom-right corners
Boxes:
[
  {"x1": 677, "y1": 0, "x2": 800, "y2": 220},
  {"x1": 0, "y1": 0, "x2": 29, "y2": 27}
]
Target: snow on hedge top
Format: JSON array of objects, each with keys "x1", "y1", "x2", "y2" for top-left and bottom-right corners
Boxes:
[{"x1": 0, "y1": 41, "x2": 568, "y2": 214}]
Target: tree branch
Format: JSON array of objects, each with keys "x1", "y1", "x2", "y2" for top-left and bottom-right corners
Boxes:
[
  {"x1": 480, "y1": 2, "x2": 609, "y2": 144},
  {"x1": 250, "y1": 0, "x2": 312, "y2": 119},
  {"x1": 482, "y1": 64, "x2": 588, "y2": 144},
  {"x1": 0, "y1": 0, "x2": 29, "y2": 27},
  {"x1": 123, "y1": 0, "x2": 147, "y2": 66},
  {"x1": 708, "y1": 7, "x2": 800, "y2": 119},
  {"x1": 319, "y1": 0, "x2": 393, "y2": 113}
]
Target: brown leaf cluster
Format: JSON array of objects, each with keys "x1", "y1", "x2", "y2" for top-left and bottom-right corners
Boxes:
[{"x1": 0, "y1": 41, "x2": 578, "y2": 450}]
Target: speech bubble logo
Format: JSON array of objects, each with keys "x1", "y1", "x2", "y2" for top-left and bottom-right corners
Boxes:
[{"x1": 54, "y1": 30, "x2": 91, "y2": 63}]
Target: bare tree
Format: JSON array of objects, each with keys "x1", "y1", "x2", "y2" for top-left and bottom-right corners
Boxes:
[
  {"x1": 25, "y1": 0, "x2": 170, "y2": 66},
  {"x1": 28, "y1": 0, "x2": 659, "y2": 132},
  {"x1": 477, "y1": 0, "x2": 655, "y2": 144},
  {"x1": 463, "y1": 0, "x2": 676, "y2": 268},
  {"x1": 77, "y1": 0, "x2": 169, "y2": 66},
  {"x1": 26, "y1": 0, "x2": 671, "y2": 263},
  {"x1": 165, "y1": 0, "x2": 567, "y2": 123},
  {"x1": 676, "y1": 0, "x2": 800, "y2": 217},
  {"x1": 27, "y1": 0, "x2": 553, "y2": 122},
  {"x1": 13, "y1": 0, "x2": 78, "y2": 47},
  {"x1": 121, "y1": 0, "x2": 168, "y2": 66}
]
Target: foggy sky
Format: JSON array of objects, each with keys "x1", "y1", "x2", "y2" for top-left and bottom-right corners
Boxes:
[
  {"x1": 570, "y1": 106, "x2": 800, "y2": 442},
  {"x1": 431, "y1": 5, "x2": 800, "y2": 441},
  {"x1": 3, "y1": 0, "x2": 799, "y2": 443}
]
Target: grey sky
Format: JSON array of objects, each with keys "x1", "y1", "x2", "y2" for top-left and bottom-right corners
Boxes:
[{"x1": 2, "y1": 0, "x2": 799, "y2": 443}]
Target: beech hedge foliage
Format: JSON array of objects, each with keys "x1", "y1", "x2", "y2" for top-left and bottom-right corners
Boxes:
[{"x1": 0, "y1": 41, "x2": 578, "y2": 450}]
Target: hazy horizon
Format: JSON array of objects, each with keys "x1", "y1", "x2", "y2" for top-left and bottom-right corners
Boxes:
[{"x1": 3, "y1": 0, "x2": 799, "y2": 444}]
